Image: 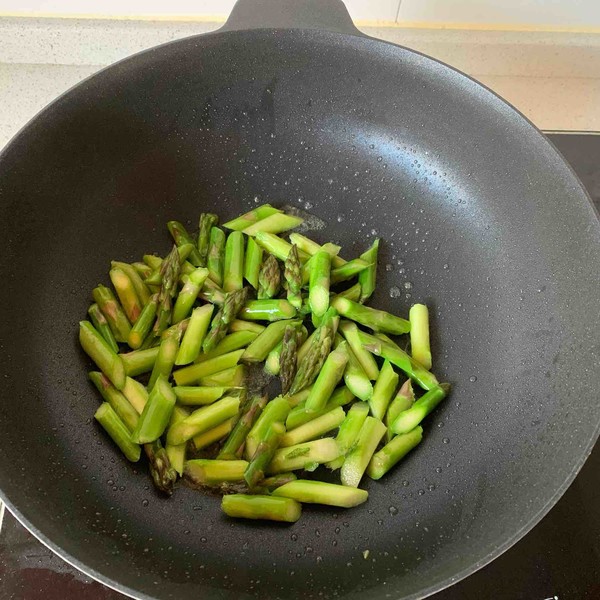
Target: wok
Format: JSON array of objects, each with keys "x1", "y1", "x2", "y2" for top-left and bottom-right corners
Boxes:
[{"x1": 0, "y1": 1, "x2": 598, "y2": 598}]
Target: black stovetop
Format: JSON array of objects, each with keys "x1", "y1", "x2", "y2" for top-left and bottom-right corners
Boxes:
[{"x1": 1, "y1": 134, "x2": 599, "y2": 600}]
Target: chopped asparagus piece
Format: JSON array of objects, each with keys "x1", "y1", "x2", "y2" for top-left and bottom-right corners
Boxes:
[
  {"x1": 223, "y1": 231, "x2": 245, "y2": 292},
  {"x1": 207, "y1": 227, "x2": 226, "y2": 287},
  {"x1": 358, "y1": 239, "x2": 379, "y2": 303},
  {"x1": 242, "y1": 213, "x2": 303, "y2": 236},
  {"x1": 131, "y1": 375, "x2": 177, "y2": 444},
  {"x1": 199, "y1": 364, "x2": 245, "y2": 387},
  {"x1": 92, "y1": 285, "x2": 131, "y2": 343},
  {"x1": 197, "y1": 213, "x2": 219, "y2": 267},
  {"x1": 367, "y1": 426, "x2": 423, "y2": 480},
  {"x1": 95, "y1": 403, "x2": 141, "y2": 462},
  {"x1": 391, "y1": 384, "x2": 450, "y2": 434},
  {"x1": 244, "y1": 396, "x2": 291, "y2": 460},
  {"x1": 340, "y1": 416, "x2": 386, "y2": 487},
  {"x1": 175, "y1": 304, "x2": 214, "y2": 365},
  {"x1": 185, "y1": 459, "x2": 248, "y2": 486},
  {"x1": 80, "y1": 321, "x2": 126, "y2": 390},
  {"x1": 238, "y1": 299, "x2": 297, "y2": 321},
  {"x1": 191, "y1": 417, "x2": 234, "y2": 451},
  {"x1": 222, "y1": 494, "x2": 301, "y2": 523},
  {"x1": 369, "y1": 360, "x2": 399, "y2": 421},
  {"x1": 173, "y1": 349, "x2": 244, "y2": 385},
  {"x1": 327, "y1": 402, "x2": 370, "y2": 470},
  {"x1": 273, "y1": 480, "x2": 368, "y2": 508},
  {"x1": 120, "y1": 347, "x2": 159, "y2": 376},
  {"x1": 267, "y1": 437, "x2": 340, "y2": 474},
  {"x1": 223, "y1": 204, "x2": 282, "y2": 231},
  {"x1": 219, "y1": 395, "x2": 267, "y2": 459},
  {"x1": 409, "y1": 303, "x2": 432, "y2": 370},
  {"x1": 195, "y1": 330, "x2": 259, "y2": 362},
  {"x1": 286, "y1": 386, "x2": 354, "y2": 430},
  {"x1": 280, "y1": 406, "x2": 345, "y2": 447},
  {"x1": 331, "y1": 297, "x2": 410, "y2": 335},
  {"x1": 87, "y1": 303, "x2": 119, "y2": 353},
  {"x1": 338, "y1": 320, "x2": 379, "y2": 380},
  {"x1": 172, "y1": 267, "x2": 209, "y2": 324},
  {"x1": 244, "y1": 421, "x2": 285, "y2": 487},
  {"x1": 243, "y1": 236, "x2": 263, "y2": 289},
  {"x1": 241, "y1": 319, "x2": 300, "y2": 363},
  {"x1": 304, "y1": 343, "x2": 348, "y2": 413},
  {"x1": 173, "y1": 386, "x2": 228, "y2": 405},
  {"x1": 89, "y1": 371, "x2": 139, "y2": 432},
  {"x1": 308, "y1": 250, "x2": 331, "y2": 319}
]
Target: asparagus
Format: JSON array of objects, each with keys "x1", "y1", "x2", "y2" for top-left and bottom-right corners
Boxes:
[
  {"x1": 223, "y1": 231, "x2": 245, "y2": 292},
  {"x1": 296, "y1": 328, "x2": 318, "y2": 365},
  {"x1": 326, "y1": 402, "x2": 370, "y2": 470},
  {"x1": 273, "y1": 480, "x2": 368, "y2": 508},
  {"x1": 304, "y1": 343, "x2": 348, "y2": 413},
  {"x1": 80, "y1": 321, "x2": 126, "y2": 390},
  {"x1": 195, "y1": 330, "x2": 258, "y2": 362},
  {"x1": 267, "y1": 438, "x2": 340, "y2": 474},
  {"x1": 89, "y1": 371, "x2": 139, "y2": 432},
  {"x1": 229, "y1": 320, "x2": 266, "y2": 335},
  {"x1": 94, "y1": 403, "x2": 141, "y2": 462},
  {"x1": 243, "y1": 236, "x2": 263, "y2": 289},
  {"x1": 127, "y1": 293, "x2": 158, "y2": 349},
  {"x1": 242, "y1": 319, "x2": 300, "y2": 363},
  {"x1": 286, "y1": 386, "x2": 313, "y2": 409},
  {"x1": 244, "y1": 421, "x2": 285, "y2": 487},
  {"x1": 92, "y1": 285, "x2": 131, "y2": 343},
  {"x1": 205, "y1": 226, "x2": 226, "y2": 287},
  {"x1": 308, "y1": 250, "x2": 331, "y2": 319},
  {"x1": 131, "y1": 375, "x2": 177, "y2": 444},
  {"x1": 172, "y1": 267, "x2": 209, "y2": 323},
  {"x1": 342, "y1": 341, "x2": 373, "y2": 402},
  {"x1": 358, "y1": 331, "x2": 439, "y2": 390},
  {"x1": 173, "y1": 385, "x2": 228, "y2": 405},
  {"x1": 391, "y1": 383, "x2": 450, "y2": 434},
  {"x1": 264, "y1": 340, "x2": 284, "y2": 376},
  {"x1": 87, "y1": 303, "x2": 119, "y2": 353},
  {"x1": 358, "y1": 239, "x2": 379, "y2": 303},
  {"x1": 260, "y1": 473, "x2": 297, "y2": 492},
  {"x1": 279, "y1": 323, "x2": 301, "y2": 395},
  {"x1": 334, "y1": 282, "x2": 362, "y2": 303},
  {"x1": 289, "y1": 232, "x2": 346, "y2": 268},
  {"x1": 330, "y1": 258, "x2": 370, "y2": 284},
  {"x1": 175, "y1": 304, "x2": 214, "y2": 365},
  {"x1": 153, "y1": 245, "x2": 181, "y2": 336},
  {"x1": 199, "y1": 365, "x2": 245, "y2": 388},
  {"x1": 111, "y1": 261, "x2": 151, "y2": 306},
  {"x1": 144, "y1": 439, "x2": 178, "y2": 495},
  {"x1": 244, "y1": 396, "x2": 291, "y2": 460},
  {"x1": 218, "y1": 395, "x2": 267, "y2": 459},
  {"x1": 257, "y1": 254, "x2": 281, "y2": 300},
  {"x1": 367, "y1": 426, "x2": 423, "y2": 480},
  {"x1": 132, "y1": 261, "x2": 152, "y2": 279},
  {"x1": 242, "y1": 213, "x2": 303, "y2": 236},
  {"x1": 223, "y1": 204, "x2": 282, "y2": 231},
  {"x1": 369, "y1": 360, "x2": 399, "y2": 421},
  {"x1": 173, "y1": 350, "x2": 244, "y2": 386},
  {"x1": 167, "y1": 220, "x2": 203, "y2": 266},
  {"x1": 148, "y1": 325, "x2": 182, "y2": 391},
  {"x1": 109, "y1": 267, "x2": 143, "y2": 324},
  {"x1": 339, "y1": 320, "x2": 379, "y2": 380},
  {"x1": 198, "y1": 277, "x2": 226, "y2": 306},
  {"x1": 167, "y1": 395, "x2": 240, "y2": 445},
  {"x1": 202, "y1": 287, "x2": 249, "y2": 352},
  {"x1": 122, "y1": 376, "x2": 149, "y2": 414},
  {"x1": 286, "y1": 386, "x2": 354, "y2": 430},
  {"x1": 385, "y1": 380, "x2": 414, "y2": 442},
  {"x1": 340, "y1": 416, "x2": 387, "y2": 487},
  {"x1": 165, "y1": 405, "x2": 189, "y2": 475},
  {"x1": 143, "y1": 254, "x2": 163, "y2": 270},
  {"x1": 222, "y1": 494, "x2": 301, "y2": 523},
  {"x1": 185, "y1": 459, "x2": 248, "y2": 486},
  {"x1": 409, "y1": 303, "x2": 432, "y2": 370},
  {"x1": 254, "y1": 232, "x2": 309, "y2": 263},
  {"x1": 120, "y1": 346, "x2": 159, "y2": 376},
  {"x1": 331, "y1": 297, "x2": 410, "y2": 335},
  {"x1": 238, "y1": 299, "x2": 297, "y2": 321},
  {"x1": 282, "y1": 243, "x2": 302, "y2": 310},
  {"x1": 191, "y1": 417, "x2": 234, "y2": 451},
  {"x1": 197, "y1": 213, "x2": 219, "y2": 267},
  {"x1": 280, "y1": 406, "x2": 345, "y2": 447}
]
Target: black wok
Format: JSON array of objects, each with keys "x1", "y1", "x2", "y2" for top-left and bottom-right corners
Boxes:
[{"x1": 0, "y1": 1, "x2": 598, "y2": 598}]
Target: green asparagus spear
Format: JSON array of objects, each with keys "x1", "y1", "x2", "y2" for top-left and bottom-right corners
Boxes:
[
  {"x1": 242, "y1": 213, "x2": 303, "y2": 236},
  {"x1": 257, "y1": 254, "x2": 281, "y2": 299},
  {"x1": 80, "y1": 321, "x2": 126, "y2": 390},
  {"x1": 339, "y1": 320, "x2": 379, "y2": 380},
  {"x1": 199, "y1": 365, "x2": 245, "y2": 387},
  {"x1": 267, "y1": 438, "x2": 340, "y2": 474},
  {"x1": 109, "y1": 267, "x2": 143, "y2": 324},
  {"x1": 122, "y1": 376, "x2": 149, "y2": 414},
  {"x1": 173, "y1": 386, "x2": 228, "y2": 405},
  {"x1": 260, "y1": 473, "x2": 297, "y2": 492},
  {"x1": 367, "y1": 426, "x2": 423, "y2": 480},
  {"x1": 342, "y1": 340, "x2": 373, "y2": 402},
  {"x1": 286, "y1": 386, "x2": 354, "y2": 430},
  {"x1": 185, "y1": 459, "x2": 248, "y2": 486},
  {"x1": 120, "y1": 346, "x2": 159, "y2": 376},
  {"x1": 358, "y1": 331, "x2": 438, "y2": 390},
  {"x1": 334, "y1": 282, "x2": 362, "y2": 303},
  {"x1": 280, "y1": 406, "x2": 345, "y2": 447},
  {"x1": 94, "y1": 403, "x2": 141, "y2": 462},
  {"x1": 89, "y1": 371, "x2": 139, "y2": 431},
  {"x1": 222, "y1": 494, "x2": 301, "y2": 523},
  {"x1": 127, "y1": 293, "x2": 158, "y2": 349},
  {"x1": 218, "y1": 395, "x2": 267, "y2": 459},
  {"x1": 244, "y1": 421, "x2": 285, "y2": 487},
  {"x1": 195, "y1": 330, "x2": 258, "y2": 362},
  {"x1": 280, "y1": 323, "x2": 302, "y2": 395},
  {"x1": 132, "y1": 262, "x2": 152, "y2": 279},
  {"x1": 283, "y1": 243, "x2": 302, "y2": 310},
  {"x1": 243, "y1": 236, "x2": 263, "y2": 289},
  {"x1": 296, "y1": 328, "x2": 318, "y2": 365},
  {"x1": 286, "y1": 386, "x2": 313, "y2": 408},
  {"x1": 165, "y1": 405, "x2": 189, "y2": 475},
  {"x1": 385, "y1": 379, "x2": 415, "y2": 441},
  {"x1": 229, "y1": 320, "x2": 266, "y2": 334},
  {"x1": 223, "y1": 204, "x2": 282, "y2": 231},
  {"x1": 206, "y1": 226, "x2": 226, "y2": 287},
  {"x1": 331, "y1": 297, "x2": 410, "y2": 335},
  {"x1": 304, "y1": 343, "x2": 348, "y2": 413},
  {"x1": 340, "y1": 416, "x2": 386, "y2": 487},
  {"x1": 326, "y1": 402, "x2": 370, "y2": 470},
  {"x1": 358, "y1": 239, "x2": 379, "y2": 303},
  {"x1": 167, "y1": 395, "x2": 240, "y2": 445},
  {"x1": 153, "y1": 245, "x2": 181, "y2": 337},
  {"x1": 191, "y1": 417, "x2": 233, "y2": 450},
  {"x1": 301, "y1": 243, "x2": 341, "y2": 284},
  {"x1": 264, "y1": 340, "x2": 284, "y2": 376},
  {"x1": 308, "y1": 250, "x2": 331, "y2": 319},
  {"x1": 167, "y1": 221, "x2": 202, "y2": 266},
  {"x1": 330, "y1": 258, "x2": 370, "y2": 284},
  {"x1": 391, "y1": 383, "x2": 450, "y2": 434},
  {"x1": 273, "y1": 480, "x2": 368, "y2": 508},
  {"x1": 198, "y1": 277, "x2": 226, "y2": 306},
  {"x1": 244, "y1": 396, "x2": 291, "y2": 460},
  {"x1": 131, "y1": 375, "x2": 177, "y2": 444},
  {"x1": 144, "y1": 439, "x2": 178, "y2": 495},
  {"x1": 254, "y1": 232, "x2": 310, "y2": 263},
  {"x1": 172, "y1": 267, "x2": 209, "y2": 323},
  {"x1": 223, "y1": 231, "x2": 245, "y2": 292},
  {"x1": 197, "y1": 213, "x2": 219, "y2": 267},
  {"x1": 87, "y1": 303, "x2": 119, "y2": 353},
  {"x1": 241, "y1": 319, "x2": 300, "y2": 363},
  {"x1": 202, "y1": 287, "x2": 250, "y2": 352},
  {"x1": 148, "y1": 325, "x2": 182, "y2": 391},
  {"x1": 175, "y1": 304, "x2": 214, "y2": 365},
  {"x1": 409, "y1": 303, "x2": 432, "y2": 369},
  {"x1": 173, "y1": 350, "x2": 244, "y2": 386},
  {"x1": 92, "y1": 285, "x2": 131, "y2": 343},
  {"x1": 369, "y1": 360, "x2": 399, "y2": 421},
  {"x1": 238, "y1": 299, "x2": 297, "y2": 321},
  {"x1": 111, "y1": 261, "x2": 151, "y2": 306},
  {"x1": 289, "y1": 232, "x2": 346, "y2": 268},
  {"x1": 143, "y1": 254, "x2": 163, "y2": 270}
]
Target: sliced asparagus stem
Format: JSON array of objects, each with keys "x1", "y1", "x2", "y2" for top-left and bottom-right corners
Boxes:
[
  {"x1": 185, "y1": 459, "x2": 248, "y2": 486},
  {"x1": 147, "y1": 326, "x2": 182, "y2": 391},
  {"x1": 92, "y1": 284, "x2": 131, "y2": 343},
  {"x1": 218, "y1": 395, "x2": 267, "y2": 459},
  {"x1": 338, "y1": 320, "x2": 379, "y2": 380},
  {"x1": 195, "y1": 330, "x2": 258, "y2": 362},
  {"x1": 304, "y1": 343, "x2": 348, "y2": 413},
  {"x1": 280, "y1": 406, "x2": 345, "y2": 447},
  {"x1": 286, "y1": 386, "x2": 313, "y2": 409},
  {"x1": 89, "y1": 371, "x2": 139, "y2": 432},
  {"x1": 358, "y1": 239, "x2": 379, "y2": 303},
  {"x1": 267, "y1": 438, "x2": 340, "y2": 474},
  {"x1": 243, "y1": 236, "x2": 263, "y2": 289},
  {"x1": 286, "y1": 386, "x2": 354, "y2": 430},
  {"x1": 165, "y1": 405, "x2": 189, "y2": 475},
  {"x1": 340, "y1": 416, "x2": 387, "y2": 487},
  {"x1": 131, "y1": 375, "x2": 177, "y2": 444},
  {"x1": 144, "y1": 439, "x2": 178, "y2": 495},
  {"x1": 242, "y1": 213, "x2": 303, "y2": 236},
  {"x1": 198, "y1": 277, "x2": 226, "y2": 306},
  {"x1": 173, "y1": 385, "x2": 228, "y2": 405},
  {"x1": 109, "y1": 266, "x2": 143, "y2": 323},
  {"x1": 257, "y1": 253, "x2": 281, "y2": 299},
  {"x1": 221, "y1": 494, "x2": 301, "y2": 523},
  {"x1": 175, "y1": 304, "x2": 214, "y2": 365},
  {"x1": 223, "y1": 231, "x2": 245, "y2": 292},
  {"x1": 202, "y1": 287, "x2": 250, "y2": 352},
  {"x1": 279, "y1": 323, "x2": 304, "y2": 395},
  {"x1": 122, "y1": 376, "x2": 149, "y2": 414},
  {"x1": 330, "y1": 258, "x2": 370, "y2": 284},
  {"x1": 244, "y1": 421, "x2": 285, "y2": 487},
  {"x1": 385, "y1": 379, "x2": 415, "y2": 441},
  {"x1": 197, "y1": 213, "x2": 219, "y2": 267},
  {"x1": 94, "y1": 403, "x2": 141, "y2": 462},
  {"x1": 273, "y1": 480, "x2": 368, "y2": 508},
  {"x1": 223, "y1": 204, "x2": 282, "y2": 231},
  {"x1": 289, "y1": 232, "x2": 346, "y2": 268},
  {"x1": 296, "y1": 328, "x2": 318, "y2": 365},
  {"x1": 254, "y1": 232, "x2": 309, "y2": 262},
  {"x1": 341, "y1": 339, "x2": 373, "y2": 402},
  {"x1": 264, "y1": 340, "x2": 284, "y2": 376},
  {"x1": 131, "y1": 261, "x2": 153, "y2": 281},
  {"x1": 409, "y1": 303, "x2": 432, "y2": 370},
  {"x1": 331, "y1": 297, "x2": 410, "y2": 335},
  {"x1": 127, "y1": 293, "x2": 159, "y2": 349},
  {"x1": 283, "y1": 243, "x2": 302, "y2": 310},
  {"x1": 242, "y1": 319, "x2": 300, "y2": 363},
  {"x1": 120, "y1": 347, "x2": 159, "y2": 376},
  {"x1": 260, "y1": 473, "x2": 297, "y2": 492},
  {"x1": 238, "y1": 299, "x2": 297, "y2": 321},
  {"x1": 301, "y1": 243, "x2": 341, "y2": 285},
  {"x1": 167, "y1": 220, "x2": 203, "y2": 266},
  {"x1": 111, "y1": 261, "x2": 151, "y2": 306},
  {"x1": 191, "y1": 417, "x2": 234, "y2": 451},
  {"x1": 369, "y1": 360, "x2": 399, "y2": 421},
  {"x1": 326, "y1": 402, "x2": 370, "y2": 470},
  {"x1": 391, "y1": 383, "x2": 450, "y2": 434},
  {"x1": 80, "y1": 321, "x2": 126, "y2": 390},
  {"x1": 143, "y1": 254, "x2": 163, "y2": 270},
  {"x1": 244, "y1": 396, "x2": 291, "y2": 460},
  {"x1": 367, "y1": 426, "x2": 423, "y2": 480},
  {"x1": 334, "y1": 282, "x2": 362, "y2": 303},
  {"x1": 308, "y1": 250, "x2": 331, "y2": 319},
  {"x1": 172, "y1": 268, "x2": 209, "y2": 324},
  {"x1": 206, "y1": 226, "x2": 226, "y2": 287},
  {"x1": 199, "y1": 365, "x2": 245, "y2": 387},
  {"x1": 88, "y1": 303, "x2": 119, "y2": 353},
  {"x1": 229, "y1": 320, "x2": 266, "y2": 334},
  {"x1": 173, "y1": 349, "x2": 244, "y2": 386}
]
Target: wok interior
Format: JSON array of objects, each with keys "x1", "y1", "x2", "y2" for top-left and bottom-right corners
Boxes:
[{"x1": 0, "y1": 28, "x2": 598, "y2": 600}]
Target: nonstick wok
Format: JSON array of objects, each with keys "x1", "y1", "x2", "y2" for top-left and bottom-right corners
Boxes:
[{"x1": 0, "y1": 1, "x2": 598, "y2": 598}]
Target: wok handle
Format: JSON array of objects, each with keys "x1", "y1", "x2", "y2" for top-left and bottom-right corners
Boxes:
[{"x1": 221, "y1": 0, "x2": 362, "y2": 36}]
